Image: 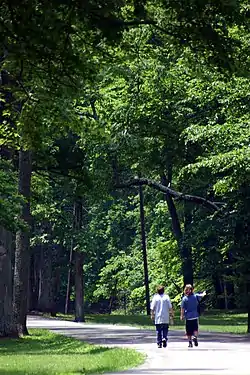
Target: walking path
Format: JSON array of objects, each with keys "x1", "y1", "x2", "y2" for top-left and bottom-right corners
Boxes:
[{"x1": 27, "y1": 316, "x2": 250, "y2": 375}]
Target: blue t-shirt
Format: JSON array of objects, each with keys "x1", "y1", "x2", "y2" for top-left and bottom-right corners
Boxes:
[{"x1": 181, "y1": 294, "x2": 201, "y2": 320}]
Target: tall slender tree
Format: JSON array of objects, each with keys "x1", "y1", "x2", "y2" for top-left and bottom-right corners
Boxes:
[{"x1": 13, "y1": 149, "x2": 32, "y2": 335}]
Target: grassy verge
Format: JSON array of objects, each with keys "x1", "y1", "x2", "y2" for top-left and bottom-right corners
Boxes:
[
  {"x1": 51, "y1": 310, "x2": 248, "y2": 335},
  {"x1": 0, "y1": 329, "x2": 144, "y2": 375}
]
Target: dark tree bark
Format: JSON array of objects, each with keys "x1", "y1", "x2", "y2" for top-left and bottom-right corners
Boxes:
[
  {"x1": 65, "y1": 240, "x2": 74, "y2": 315},
  {"x1": 74, "y1": 251, "x2": 85, "y2": 322},
  {"x1": 183, "y1": 207, "x2": 193, "y2": 286},
  {"x1": 29, "y1": 251, "x2": 35, "y2": 311},
  {"x1": 37, "y1": 244, "x2": 53, "y2": 313},
  {"x1": 51, "y1": 266, "x2": 61, "y2": 317},
  {"x1": 29, "y1": 246, "x2": 40, "y2": 311},
  {"x1": 116, "y1": 177, "x2": 220, "y2": 211},
  {"x1": 74, "y1": 199, "x2": 85, "y2": 322},
  {"x1": 13, "y1": 149, "x2": 32, "y2": 336},
  {"x1": 161, "y1": 173, "x2": 193, "y2": 286},
  {"x1": 139, "y1": 184, "x2": 150, "y2": 315},
  {"x1": 0, "y1": 227, "x2": 17, "y2": 337}
]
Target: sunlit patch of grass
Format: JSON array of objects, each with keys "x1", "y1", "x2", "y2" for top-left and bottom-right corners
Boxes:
[{"x1": 0, "y1": 329, "x2": 144, "y2": 375}]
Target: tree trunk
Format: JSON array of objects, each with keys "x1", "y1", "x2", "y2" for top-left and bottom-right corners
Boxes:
[
  {"x1": 109, "y1": 280, "x2": 118, "y2": 314},
  {"x1": 183, "y1": 208, "x2": 193, "y2": 286},
  {"x1": 65, "y1": 240, "x2": 74, "y2": 314},
  {"x1": 212, "y1": 275, "x2": 223, "y2": 308},
  {"x1": 74, "y1": 251, "x2": 85, "y2": 322},
  {"x1": 0, "y1": 227, "x2": 17, "y2": 337},
  {"x1": 29, "y1": 246, "x2": 40, "y2": 311},
  {"x1": 51, "y1": 267, "x2": 60, "y2": 317},
  {"x1": 161, "y1": 173, "x2": 193, "y2": 286},
  {"x1": 139, "y1": 184, "x2": 150, "y2": 315},
  {"x1": 74, "y1": 199, "x2": 85, "y2": 322},
  {"x1": 13, "y1": 149, "x2": 32, "y2": 336},
  {"x1": 37, "y1": 244, "x2": 53, "y2": 313},
  {"x1": 223, "y1": 280, "x2": 228, "y2": 310}
]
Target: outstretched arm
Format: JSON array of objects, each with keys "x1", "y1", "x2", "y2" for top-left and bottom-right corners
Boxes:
[{"x1": 195, "y1": 291, "x2": 207, "y2": 300}]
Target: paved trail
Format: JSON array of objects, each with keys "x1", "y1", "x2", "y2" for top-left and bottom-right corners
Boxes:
[{"x1": 28, "y1": 316, "x2": 250, "y2": 375}]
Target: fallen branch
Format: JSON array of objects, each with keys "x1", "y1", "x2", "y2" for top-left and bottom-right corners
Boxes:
[{"x1": 115, "y1": 177, "x2": 221, "y2": 211}]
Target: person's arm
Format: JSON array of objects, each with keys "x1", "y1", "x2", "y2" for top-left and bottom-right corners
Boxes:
[
  {"x1": 169, "y1": 307, "x2": 174, "y2": 324},
  {"x1": 180, "y1": 307, "x2": 185, "y2": 320},
  {"x1": 151, "y1": 309, "x2": 155, "y2": 321},
  {"x1": 167, "y1": 297, "x2": 174, "y2": 323},
  {"x1": 180, "y1": 298, "x2": 185, "y2": 320},
  {"x1": 150, "y1": 296, "x2": 156, "y2": 321},
  {"x1": 168, "y1": 299, "x2": 174, "y2": 318},
  {"x1": 195, "y1": 291, "x2": 207, "y2": 300}
]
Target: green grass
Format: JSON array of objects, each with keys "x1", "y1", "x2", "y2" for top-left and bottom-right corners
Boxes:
[
  {"x1": 0, "y1": 329, "x2": 144, "y2": 375},
  {"x1": 52, "y1": 310, "x2": 248, "y2": 335},
  {"x1": 199, "y1": 311, "x2": 248, "y2": 334}
]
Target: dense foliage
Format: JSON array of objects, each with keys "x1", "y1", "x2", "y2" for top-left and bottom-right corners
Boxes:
[{"x1": 1, "y1": 0, "x2": 250, "y2": 336}]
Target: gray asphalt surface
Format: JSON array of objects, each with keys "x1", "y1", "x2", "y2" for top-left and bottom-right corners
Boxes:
[{"x1": 27, "y1": 315, "x2": 250, "y2": 375}]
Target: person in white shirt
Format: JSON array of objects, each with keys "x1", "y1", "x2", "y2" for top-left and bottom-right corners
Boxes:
[{"x1": 150, "y1": 285, "x2": 174, "y2": 348}]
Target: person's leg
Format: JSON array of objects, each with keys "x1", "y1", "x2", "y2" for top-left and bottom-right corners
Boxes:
[
  {"x1": 162, "y1": 324, "x2": 169, "y2": 347},
  {"x1": 186, "y1": 320, "x2": 193, "y2": 347},
  {"x1": 192, "y1": 319, "x2": 199, "y2": 346},
  {"x1": 155, "y1": 324, "x2": 162, "y2": 347}
]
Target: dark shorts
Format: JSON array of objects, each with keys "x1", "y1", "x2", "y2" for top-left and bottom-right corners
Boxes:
[{"x1": 186, "y1": 319, "x2": 198, "y2": 336}]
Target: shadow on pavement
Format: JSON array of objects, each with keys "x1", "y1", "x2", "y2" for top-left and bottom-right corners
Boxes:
[
  {"x1": 28, "y1": 316, "x2": 250, "y2": 346},
  {"x1": 44, "y1": 327, "x2": 250, "y2": 346}
]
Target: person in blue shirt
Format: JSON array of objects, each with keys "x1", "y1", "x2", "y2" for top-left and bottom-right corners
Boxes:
[{"x1": 180, "y1": 284, "x2": 206, "y2": 348}]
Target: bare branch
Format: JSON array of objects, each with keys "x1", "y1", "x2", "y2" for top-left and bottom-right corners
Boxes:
[{"x1": 115, "y1": 177, "x2": 221, "y2": 211}]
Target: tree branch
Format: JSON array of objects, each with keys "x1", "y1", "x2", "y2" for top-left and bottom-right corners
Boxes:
[
  {"x1": 90, "y1": 99, "x2": 99, "y2": 120},
  {"x1": 115, "y1": 177, "x2": 221, "y2": 211},
  {"x1": 108, "y1": 18, "x2": 177, "y2": 38}
]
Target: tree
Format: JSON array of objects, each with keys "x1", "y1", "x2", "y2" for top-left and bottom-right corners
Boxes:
[
  {"x1": 1, "y1": 0, "x2": 249, "y2": 337},
  {"x1": 0, "y1": 227, "x2": 15, "y2": 337},
  {"x1": 13, "y1": 149, "x2": 32, "y2": 335}
]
